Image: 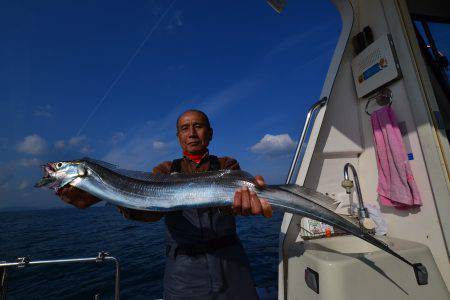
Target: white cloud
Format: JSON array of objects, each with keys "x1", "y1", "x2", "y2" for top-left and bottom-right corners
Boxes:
[
  {"x1": 17, "y1": 134, "x2": 48, "y2": 155},
  {"x1": 103, "y1": 135, "x2": 178, "y2": 169},
  {"x1": 111, "y1": 132, "x2": 126, "y2": 145},
  {"x1": 250, "y1": 134, "x2": 296, "y2": 157},
  {"x1": 54, "y1": 136, "x2": 92, "y2": 154},
  {"x1": 19, "y1": 158, "x2": 42, "y2": 167},
  {"x1": 68, "y1": 136, "x2": 86, "y2": 146},
  {"x1": 34, "y1": 105, "x2": 52, "y2": 117},
  {"x1": 152, "y1": 141, "x2": 168, "y2": 151},
  {"x1": 54, "y1": 140, "x2": 66, "y2": 150},
  {"x1": 80, "y1": 145, "x2": 93, "y2": 154}
]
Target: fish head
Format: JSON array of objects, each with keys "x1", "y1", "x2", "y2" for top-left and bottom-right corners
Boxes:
[{"x1": 35, "y1": 160, "x2": 88, "y2": 190}]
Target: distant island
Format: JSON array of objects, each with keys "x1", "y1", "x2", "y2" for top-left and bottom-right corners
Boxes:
[
  {"x1": 0, "y1": 204, "x2": 110, "y2": 213},
  {"x1": 0, "y1": 206, "x2": 48, "y2": 212}
]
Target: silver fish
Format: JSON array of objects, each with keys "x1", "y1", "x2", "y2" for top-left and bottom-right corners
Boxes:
[{"x1": 35, "y1": 157, "x2": 427, "y2": 284}]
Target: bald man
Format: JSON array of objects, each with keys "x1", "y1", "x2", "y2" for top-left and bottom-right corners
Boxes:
[{"x1": 58, "y1": 109, "x2": 272, "y2": 299}]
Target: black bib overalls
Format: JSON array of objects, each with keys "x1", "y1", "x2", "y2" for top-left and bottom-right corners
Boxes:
[{"x1": 163, "y1": 156, "x2": 258, "y2": 300}]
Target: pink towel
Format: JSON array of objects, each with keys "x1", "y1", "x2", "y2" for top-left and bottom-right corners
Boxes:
[{"x1": 371, "y1": 106, "x2": 422, "y2": 209}]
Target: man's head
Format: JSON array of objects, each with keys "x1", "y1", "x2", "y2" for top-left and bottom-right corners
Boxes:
[{"x1": 176, "y1": 109, "x2": 213, "y2": 154}]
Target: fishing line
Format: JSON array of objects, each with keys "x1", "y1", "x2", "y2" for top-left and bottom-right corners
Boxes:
[{"x1": 74, "y1": 0, "x2": 177, "y2": 138}]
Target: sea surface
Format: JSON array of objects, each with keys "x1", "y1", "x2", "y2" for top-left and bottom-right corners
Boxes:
[{"x1": 0, "y1": 207, "x2": 282, "y2": 299}]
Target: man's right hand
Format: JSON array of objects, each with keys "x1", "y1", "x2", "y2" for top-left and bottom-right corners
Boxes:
[{"x1": 56, "y1": 185, "x2": 101, "y2": 209}]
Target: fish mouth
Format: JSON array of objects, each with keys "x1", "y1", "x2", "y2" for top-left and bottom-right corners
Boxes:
[
  {"x1": 34, "y1": 164, "x2": 57, "y2": 188},
  {"x1": 35, "y1": 162, "x2": 80, "y2": 190},
  {"x1": 45, "y1": 163, "x2": 56, "y2": 172},
  {"x1": 34, "y1": 176, "x2": 56, "y2": 188}
]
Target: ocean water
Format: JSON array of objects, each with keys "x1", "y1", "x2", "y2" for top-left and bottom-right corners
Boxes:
[{"x1": 0, "y1": 207, "x2": 282, "y2": 299}]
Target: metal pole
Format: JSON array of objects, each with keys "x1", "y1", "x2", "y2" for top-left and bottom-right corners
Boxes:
[
  {"x1": 0, "y1": 252, "x2": 120, "y2": 300},
  {"x1": 285, "y1": 97, "x2": 327, "y2": 184},
  {"x1": 112, "y1": 257, "x2": 120, "y2": 300},
  {"x1": 282, "y1": 96, "x2": 327, "y2": 300}
]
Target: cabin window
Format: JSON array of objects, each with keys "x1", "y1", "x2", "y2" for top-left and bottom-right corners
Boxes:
[{"x1": 413, "y1": 18, "x2": 450, "y2": 141}]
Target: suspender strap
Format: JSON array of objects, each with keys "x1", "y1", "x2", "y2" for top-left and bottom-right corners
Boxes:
[
  {"x1": 170, "y1": 158, "x2": 183, "y2": 173},
  {"x1": 208, "y1": 155, "x2": 221, "y2": 171}
]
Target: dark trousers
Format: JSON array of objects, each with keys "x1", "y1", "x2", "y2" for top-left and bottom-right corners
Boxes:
[{"x1": 163, "y1": 242, "x2": 259, "y2": 300}]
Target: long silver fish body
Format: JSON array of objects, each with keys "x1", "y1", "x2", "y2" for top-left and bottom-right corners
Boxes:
[{"x1": 35, "y1": 157, "x2": 426, "y2": 281}]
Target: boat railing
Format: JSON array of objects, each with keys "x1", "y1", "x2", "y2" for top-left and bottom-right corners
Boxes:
[
  {"x1": 286, "y1": 96, "x2": 327, "y2": 184},
  {"x1": 282, "y1": 96, "x2": 327, "y2": 300},
  {"x1": 0, "y1": 251, "x2": 120, "y2": 300}
]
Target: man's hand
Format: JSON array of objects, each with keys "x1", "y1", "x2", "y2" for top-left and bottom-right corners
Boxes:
[
  {"x1": 233, "y1": 175, "x2": 272, "y2": 218},
  {"x1": 117, "y1": 206, "x2": 164, "y2": 222},
  {"x1": 56, "y1": 185, "x2": 101, "y2": 209}
]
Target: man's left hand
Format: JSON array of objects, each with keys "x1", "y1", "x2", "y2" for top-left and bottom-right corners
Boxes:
[{"x1": 233, "y1": 175, "x2": 272, "y2": 218}]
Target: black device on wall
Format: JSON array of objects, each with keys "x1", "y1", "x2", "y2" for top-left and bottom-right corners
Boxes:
[{"x1": 352, "y1": 26, "x2": 374, "y2": 55}]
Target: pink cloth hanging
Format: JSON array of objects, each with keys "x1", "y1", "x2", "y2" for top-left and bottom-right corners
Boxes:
[{"x1": 371, "y1": 106, "x2": 422, "y2": 209}]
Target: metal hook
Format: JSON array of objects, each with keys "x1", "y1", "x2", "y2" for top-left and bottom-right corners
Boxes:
[{"x1": 365, "y1": 87, "x2": 393, "y2": 116}]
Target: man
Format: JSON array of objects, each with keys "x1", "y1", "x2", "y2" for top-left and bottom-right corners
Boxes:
[{"x1": 58, "y1": 109, "x2": 272, "y2": 299}]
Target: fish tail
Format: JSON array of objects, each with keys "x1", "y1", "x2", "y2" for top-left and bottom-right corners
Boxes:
[
  {"x1": 360, "y1": 232, "x2": 428, "y2": 285},
  {"x1": 260, "y1": 184, "x2": 427, "y2": 285}
]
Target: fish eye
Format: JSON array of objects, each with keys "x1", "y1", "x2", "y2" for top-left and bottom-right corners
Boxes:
[{"x1": 56, "y1": 162, "x2": 63, "y2": 168}]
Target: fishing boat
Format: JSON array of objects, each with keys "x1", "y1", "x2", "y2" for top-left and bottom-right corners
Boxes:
[
  {"x1": 1, "y1": 0, "x2": 449, "y2": 299},
  {"x1": 277, "y1": 0, "x2": 450, "y2": 299}
]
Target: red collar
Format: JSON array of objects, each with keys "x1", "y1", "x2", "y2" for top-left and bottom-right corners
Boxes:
[{"x1": 183, "y1": 150, "x2": 208, "y2": 164}]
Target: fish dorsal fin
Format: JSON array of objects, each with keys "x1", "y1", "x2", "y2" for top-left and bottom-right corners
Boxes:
[
  {"x1": 278, "y1": 184, "x2": 341, "y2": 211},
  {"x1": 82, "y1": 157, "x2": 119, "y2": 170},
  {"x1": 278, "y1": 184, "x2": 360, "y2": 226},
  {"x1": 82, "y1": 158, "x2": 256, "y2": 183},
  {"x1": 114, "y1": 169, "x2": 156, "y2": 181},
  {"x1": 144, "y1": 170, "x2": 255, "y2": 183},
  {"x1": 81, "y1": 157, "x2": 154, "y2": 181}
]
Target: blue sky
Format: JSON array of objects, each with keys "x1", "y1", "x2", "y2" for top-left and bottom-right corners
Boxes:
[{"x1": 0, "y1": 0, "x2": 342, "y2": 209}]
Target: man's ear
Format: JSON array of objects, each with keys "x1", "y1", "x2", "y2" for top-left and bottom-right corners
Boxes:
[{"x1": 208, "y1": 128, "x2": 213, "y2": 142}]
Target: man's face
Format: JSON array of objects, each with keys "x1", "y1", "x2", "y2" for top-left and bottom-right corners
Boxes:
[{"x1": 177, "y1": 111, "x2": 212, "y2": 154}]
